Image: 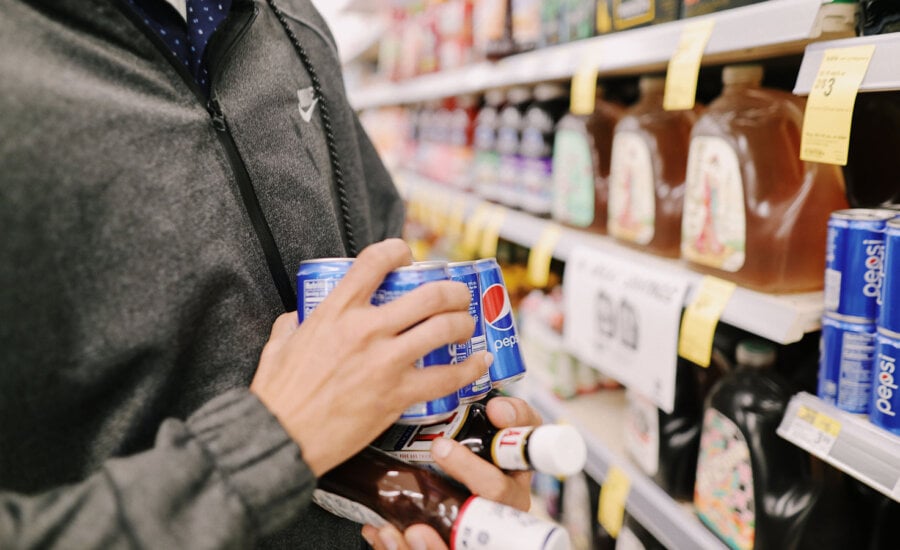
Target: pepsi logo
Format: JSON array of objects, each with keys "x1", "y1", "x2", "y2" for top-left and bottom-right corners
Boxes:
[{"x1": 482, "y1": 284, "x2": 514, "y2": 331}]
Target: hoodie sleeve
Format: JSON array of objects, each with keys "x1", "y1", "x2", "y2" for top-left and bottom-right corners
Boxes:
[{"x1": 0, "y1": 390, "x2": 314, "y2": 549}]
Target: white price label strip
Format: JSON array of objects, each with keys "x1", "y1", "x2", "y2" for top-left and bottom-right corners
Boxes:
[{"x1": 786, "y1": 404, "x2": 842, "y2": 457}]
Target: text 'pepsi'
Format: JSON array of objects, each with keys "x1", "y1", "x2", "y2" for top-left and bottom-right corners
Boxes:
[{"x1": 474, "y1": 257, "x2": 528, "y2": 388}]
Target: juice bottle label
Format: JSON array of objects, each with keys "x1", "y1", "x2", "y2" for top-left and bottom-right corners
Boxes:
[
  {"x1": 608, "y1": 132, "x2": 655, "y2": 244},
  {"x1": 623, "y1": 392, "x2": 659, "y2": 476},
  {"x1": 373, "y1": 406, "x2": 471, "y2": 465},
  {"x1": 551, "y1": 128, "x2": 595, "y2": 227},
  {"x1": 452, "y1": 496, "x2": 566, "y2": 549},
  {"x1": 491, "y1": 426, "x2": 536, "y2": 470},
  {"x1": 313, "y1": 489, "x2": 388, "y2": 527},
  {"x1": 694, "y1": 408, "x2": 755, "y2": 550},
  {"x1": 681, "y1": 136, "x2": 747, "y2": 272}
]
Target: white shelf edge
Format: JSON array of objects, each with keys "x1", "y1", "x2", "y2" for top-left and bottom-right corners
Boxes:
[
  {"x1": 514, "y1": 383, "x2": 728, "y2": 550},
  {"x1": 350, "y1": 0, "x2": 851, "y2": 110},
  {"x1": 399, "y1": 170, "x2": 824, "y2": 345},
  {"x1": 793, "y1": 33, "x2": 900, "y2": 95},
  {"x1": 777, "y1": 392, "x2": 900, "y2": 503}
]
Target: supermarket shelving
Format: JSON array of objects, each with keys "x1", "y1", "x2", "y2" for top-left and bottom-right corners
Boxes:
[
  {"x1": 793, "y1": 33, "x2": 900, "y2": 95},
  {"x1": 777, "y1": 392, "x2": 900, "y2": 503},
  {"x1": 398, "y1": 170, "x2": 824, "y2": 345},
  {"x1": 349, "y1": 0, "x2": 855, "y2": 110},
  {"x1": 512, "y1": 380, "x2": 727, "y2": 549}
]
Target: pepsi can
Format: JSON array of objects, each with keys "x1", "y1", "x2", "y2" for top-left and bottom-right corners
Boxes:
[
  {"x1": 870, "y1": 328, "x2": 900, "y2": 435},
  {"x1": 818, "y1": 313, "x2": 876, "y2": 414},
  {"x1": 474, "y1": 258, "x2": 527, "y2": 388},
  {"x1": 877, "y1": 217, "x2": 900, "y2": 335},
  {"x1": 297, "y1": 258, "x2": 354, "y2": 322},
  {"x1": 824, "y1": 209, "x2": 894, "y2": 320},
  {"x1": 373, "y1": 261, "x2": 459, "y2": 425},
  {"x1": 448, "y1": 261, "x2": 493, "y2": 403}
]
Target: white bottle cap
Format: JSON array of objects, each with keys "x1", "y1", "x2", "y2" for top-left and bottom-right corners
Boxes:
[{"x1": 527, "y1": 425, "x2": 587, "y2": 477}]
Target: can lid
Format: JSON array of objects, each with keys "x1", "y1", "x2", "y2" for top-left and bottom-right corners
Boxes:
[
  {"x1": 735, "y1": 339, "x2": 776, "y2": 369},
  {"x1": 400, "y1": 260, "x2": 448, "y2": 271},
  {"x1": 298, "y1": 257, "x2": 354, "y2": 265},
  {"x1": 722, "y1": 64, "x2": 764, "y2": 86},
  {"x1": 527, "y1": 425, "x2": 587, "y2": 477},
  {"x1": 831, "y1": 208, "x2": 898, "y2": 222}
]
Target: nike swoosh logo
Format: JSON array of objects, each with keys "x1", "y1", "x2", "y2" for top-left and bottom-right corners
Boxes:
[{"x1": 299, "y1": 97, "x2": 318, "y2": 123}]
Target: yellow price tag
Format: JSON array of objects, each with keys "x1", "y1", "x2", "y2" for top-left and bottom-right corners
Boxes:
[
  {"x1": 596, "y1": 0, "x2": 613, "y2": 34},
  {"x1": 797, "y1": 404, "x2": 818, "y2": 425},
  {"x1": 571, "y1": 64, "x2": 599, "y2": 115},
  {"x1": 800, "y1": 45, "x2": 876, "y2": 166},
  {"x1": 479, "y1": 206, "x2": 507, "y2": 259},
  {"x1": 678, "y1": 276, "x2": 736, "y2": 367},
  {"x1": 461, "y1": 203, "x2": 492, "y2": 257},
  {"x1": 812, "y1": 411, "x2": 842, "y2": 438},
  {"x1": 527, "y1": 224, "x2": 563, "y2": 288},
  {"x1": 598, "y1": 465, "x2": 630, "y2": 538},
  {"x1": 664, "y1": 18, "x2": 715, "y2": 111}
]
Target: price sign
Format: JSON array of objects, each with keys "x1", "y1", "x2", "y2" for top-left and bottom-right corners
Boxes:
[
  {"x1": 526, "y1": 224, "x2": 563, "y2": 288},
  {"x1": 663, "y1": 18, "x2": 715, "y2": 111},
  {"x1": 598, "y1": 465, "x2": 631, "y2": 538},
  {"x1": 571, "y1": 64, "x2": 600, "y2": 116},
  {"x1": 563, "y1": 246, "x2": 690, "y2": 412},
  {"x1": 678, "y1": 276, "x2": 736, "y2": 367},
  {"x1": 800, "y1": 45, "x2": 875, "y2": 165},
  {"x1": 785, "y1": 404, "x2": 842, "y2": 456}
]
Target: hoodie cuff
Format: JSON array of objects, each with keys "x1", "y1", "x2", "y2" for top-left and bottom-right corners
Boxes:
[{"x1": 187, "y1": 389, "x2": 315, "y2": 537}]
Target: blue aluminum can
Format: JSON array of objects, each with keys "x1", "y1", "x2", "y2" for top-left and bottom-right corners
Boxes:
[
  {"x1": 818, "y1": 313, "x2": 877, "y2": 414},
  {"x1": 448, "y1": 261, "x2": 493, "y2": 403},
  {"x1": 474, "y1": 257, "x2": 527, "y2": 388},
  {"x1": 296, "y1": 258, "x2": 354, "y2": 323},
  {"x1": 373, "y1": 261, "x2": 459, "y2": 425},
  {"x1": 877, "y1": 217, "x2": 900, "y2": 335},
  {"x1": 824, "y1": 209, "x2": 894, "y2": 320},
  {"x1": 870, "y1": 328, "x2": 900, "y2": 435}
]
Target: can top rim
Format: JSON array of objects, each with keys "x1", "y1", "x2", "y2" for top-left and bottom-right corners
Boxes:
[
  {"x1": 888, "y1": 217, "x2": 900, "y2": 228},
  {"x1": 299, "y1": 257, "x2": 355, "y2": 265},
  {"x1": 394, "y1": 261, "x2": 448, "y2": 271},
  {"x1": 447, "y1": 260, "x2": 476, "y2": 268},
  {"x1": 831, "y1": 209, "x2": 898, "y2": 221}
]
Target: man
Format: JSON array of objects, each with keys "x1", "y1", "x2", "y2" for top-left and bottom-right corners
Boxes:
[{"x1": 0, "y1": 0, "x2": 540, "y2": 548}]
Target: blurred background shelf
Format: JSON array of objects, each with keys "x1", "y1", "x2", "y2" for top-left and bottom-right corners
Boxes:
[
  {"x1": 793, "y1": 33, "x2": 900, "y2": 94},
  {"x1": 398, "y1": 170, "x2": 824, "y2": 345}
]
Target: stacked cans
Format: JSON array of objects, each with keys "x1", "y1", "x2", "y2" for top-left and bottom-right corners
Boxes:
[
  {"x1": 871, "y1": 218, "x2": 900, "y2": 435},
  {"x1": 818, "y1": 209, "x2": 900, "y2": 434},
  {"x1": 296, "y1": 255, "x2": 527, "y2": 425}
]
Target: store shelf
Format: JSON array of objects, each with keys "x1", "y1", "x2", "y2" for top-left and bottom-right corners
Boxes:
[
  {"x1": 512, "y1": 380, "x2": 727, "y2": 550},
  {"x1": 777, "y1": 392, "x2": 900, "y2": 503},
  {"x1": 398, "y1": 170, "x2": 824, "y2": 345},
  {"x1": 793, "y1": 33, "x2": 900, "y2": 94},
  {"x1": 349, "y1": 0, "x2": 854, "y2": 110}
]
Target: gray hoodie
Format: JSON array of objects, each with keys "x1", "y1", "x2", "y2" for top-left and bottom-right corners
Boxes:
[{"x1": 0, "y1": 0, "x2": 403, "y2": 547}]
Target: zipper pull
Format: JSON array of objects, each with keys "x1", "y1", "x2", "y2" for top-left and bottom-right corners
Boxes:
[{"x1": 207, "y1": 98, "x2": 227, "y2": 132}]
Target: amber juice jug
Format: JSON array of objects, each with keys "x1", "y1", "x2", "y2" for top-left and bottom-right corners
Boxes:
[
  {"x1": 680, "y1": 64, "x2": 848, "y2": 293},
  {"x1": 608, "y1": 75, "x2": 698, "y2": 257}
]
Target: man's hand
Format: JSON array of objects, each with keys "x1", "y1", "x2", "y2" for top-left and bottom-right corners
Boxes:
[
  {"x1": 362, "y1": 396, "x2": 543, "y2": 550},
  {"x1": 251, "y1": 239, "x2": 492, "y2": 476}
]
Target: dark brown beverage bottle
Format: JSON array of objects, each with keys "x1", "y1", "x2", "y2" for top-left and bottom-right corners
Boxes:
[
  {"x1": 315, "y1": 446, "x2": 572, "y2": 550},
  {"x1": 374, "y1": 402, "x2": 587, "y2": 477}
]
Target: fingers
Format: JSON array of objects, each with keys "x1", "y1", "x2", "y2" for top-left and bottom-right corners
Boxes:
[
  {"x1": 485, "y1": 396, "x2": 544, "y2": 428},
  {"x1": 325, "y1": 239, "x2": 413, "y2": 310},
  {"x1": 430, "y1": 438, "x2": 531, "y2": 511},
  {"x1": 388, "y1": 310, "x2": 475, "y2": 362},
  {"x1": 399, "y1": 352, "x2": 493, "y2": 404},
  {"x1": 363, "y1": 523, "x2": 446, "y2": 550},
  {"x1": 270, "y1": 312, "x2": 299, "y2": 339},
  {"x1": 403, "y1": 525, "x2": 447, "y2": 550},
  {"x1": 375, "y1": 280, "x2": 473, "y2": 335}
]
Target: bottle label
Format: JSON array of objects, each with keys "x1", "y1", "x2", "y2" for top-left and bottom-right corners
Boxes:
[
  {"x1": 681, "y1": 136, "x2": 747, "y2": 272},
  {"x1": 373, "y1": 406, "x2": 472, "y2": 466},
  {"x1": 608, "y1": 131, "x2": 655, "y2": 245},
  {"x1": 551, "y1": 128, "x2": 595, "y2": 227},
  {"x1": 623, "y1": 391, "x2": 659, "y2": 476},
  {"x1": 695, "y1": 409, "x2": 755, "y2": 550},
  {"x1": 616, "y1": 525, "x2": 646, "y2": 550},
  {"x1": 520, "y1": 156, "x2": 553, "y2": 215},
  {"x1": 491, "y1": 426, "x2": 536, "y2": 470},
  {"x1": 452, "y1": 496, "x2": 565, "y2": 550},
  {"x1": 312, "y1": 489, "x2": 388, "y2": 528}
]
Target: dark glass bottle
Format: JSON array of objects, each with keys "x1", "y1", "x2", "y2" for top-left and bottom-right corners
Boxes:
[
  {"x1": 315, "y1": 446, "x2": 571, "y2": 550},
  {"x1": 374, "y1": 402, "x2": 587, "y2": 477}
]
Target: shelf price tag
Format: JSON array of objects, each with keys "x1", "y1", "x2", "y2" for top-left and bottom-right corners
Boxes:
[
  {"x1": 461, "y1": 203, "x2": 492, "y2": 258},
  {"x1": 785, "y1": 404, "x2": 842, "y2": 456},
  {"x1": 563, "y1": 246, "x2": 689, "y2": 412},
  {"x1": 478, "y1": 205, "x2": 507, "y2": 259},
  {"x1": 598, "y1": 465, "x2": 631, "y2": 538},
  {"x1": 678, "y1": 276, "x2": 736, "y2": 367},
  {"x1": 800, "y1": 45, "x2": 876, "y2": 166},
  {"x1": 526, "y1": 224, "x2": 563, "y2": 288},
  {"x1": 664, "y1": 18, "x2": 715, "y2": 111},
  {"x1": 571, "y1": 64, "x2": 600, "y2": 115}
]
